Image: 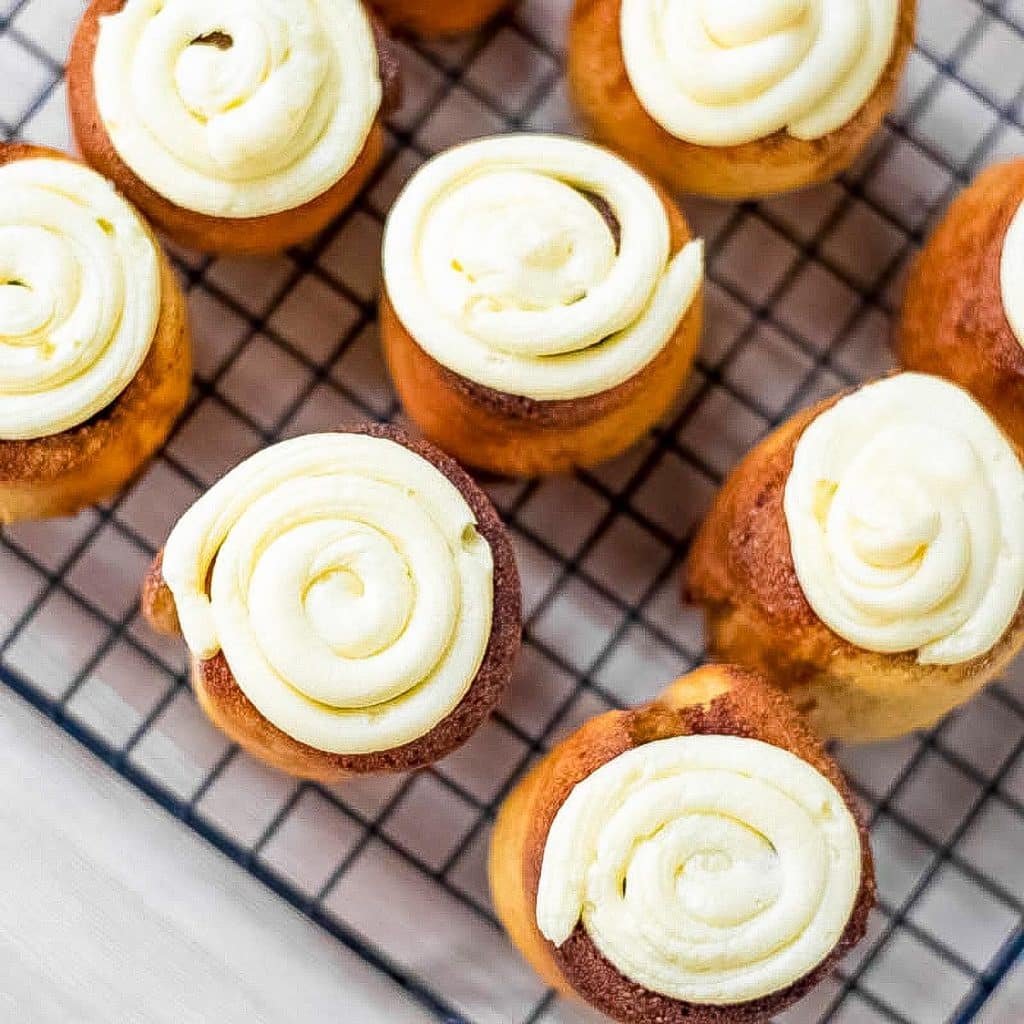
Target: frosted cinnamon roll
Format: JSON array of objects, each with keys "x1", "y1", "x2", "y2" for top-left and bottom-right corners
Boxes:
[
  {"x1": 686, "y1": 373, "x2": 1024, "y2": 741},
  {"x1": 68, "y1": 0, "x2": 398, "y2": 254},
  {"x1": 0, "y1": 144, "x2": 190, "y2": 523},
  {"x1": 380, "y1": 135, "x2": 704, "y2": 476},
  {"x1": 369, "y1": 0, "x2": 511, "y2": 36},
  {"x1": 490, "y1": 665, "x2": 875, "y2": 1022},
  {"x1": 569, "y1": 0, "x2": 916, "y2": 198},
  {"x1": 142, "y1": 425, "x2": 520, "y2": 780},
  {"x1": 897, "y1": 160, "x2": 1024, "y2": 450}
]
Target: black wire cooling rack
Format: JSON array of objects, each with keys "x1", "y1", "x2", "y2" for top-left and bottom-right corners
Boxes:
[{"x1": 2, "y1": 1, "x2": 1024, "y2": 1021}]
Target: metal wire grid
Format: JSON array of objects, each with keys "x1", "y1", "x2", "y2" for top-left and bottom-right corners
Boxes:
[{"x1": 2, "y1": 1, "x2": 1024, "y2": 1021}]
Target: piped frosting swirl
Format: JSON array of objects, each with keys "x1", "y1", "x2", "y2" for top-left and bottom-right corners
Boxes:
[
  {"x1": 0, "y1": 157, "x2": 160, "y2": 441},
  {"x1": 382, "y1": 134, "x2": 703, "y2": 402},
  {"x1": 92, "y1": 0, "x2": 382, "y2": 218},
  {"x1": 619, "y1": 0, "x2": 900, "y2": 146},
  {"x1": 784, "y1": 373, "x2": 1024, "y2": 665},
  {"x1": 161, "y1": 434, "x2": 495, "y2": 754},
  {"x1": 536, "y1": 734, "x2": 862, "y2": 1005}
]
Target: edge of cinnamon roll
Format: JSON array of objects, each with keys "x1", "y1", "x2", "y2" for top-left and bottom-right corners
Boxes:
[
  {"x1": 684, "y1": 373, "x2": 1024, "y2": 742},
  {"x1": 0, "y1": 142, "x2": 191, "y2": 524},
  {"x1": 67, "y1": 0, "x2": 399, "y2": 255},
  {"x1": 141, "y1": 422, "x2": 521, "y2": 780},
  {"x1": 368, "y1": 0, "x2": 511, "y2": 37},
  {"x1": 379, "y1": 136, "x2": 703, "y2": 477},
  {"x1": 896, "y1": 159, "x2": 1024, "y2": 450},
  {"x1": 568, "y1": 0, "x2": 917, "y2": 199},
  {"x1": 489, "y1": 664, "x2": 875, "y2": 1024}
]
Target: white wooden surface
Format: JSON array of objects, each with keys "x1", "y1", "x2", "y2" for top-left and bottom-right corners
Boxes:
[{"x1": 0, "y1": 686, "x2": 434, "y2": 1024}]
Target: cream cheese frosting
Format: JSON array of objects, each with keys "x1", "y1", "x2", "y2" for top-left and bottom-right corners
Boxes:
[
  {"x1": 0, "y1": 157, "x2": 160, "y2": 441},
  {"x1": 784, "y1": 373, "x2": 1024, "y2": 665},
  {"x1": 1000, "y1": 198, "x2": 1024, "y2": 349},
  {"x1": 382, "y1": 134, "x2": 703, "y2": 402},
  {"x1": 619, "y1": 0, "x2": 900, "y2": 146},
  {"x1": 161, "y1": 434, "x2": 495, "y2": 754},
  {"x1": 93, "y1": 0, "x2": 382, "y2": 219},
  {"x1": 535, "y1": 734, "x2": 862, "y2": 1005}
]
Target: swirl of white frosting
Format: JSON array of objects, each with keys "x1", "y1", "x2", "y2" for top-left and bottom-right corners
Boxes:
[
  {"x1": 93, "y1": 0, "x2": 382, "y2": 218},
  {"x1": 161, "y1": 434, "x2": 494, "y2": 754},
  {"x1": 536, "y1": 734, "x2": 862, "y2": 1005},
  {"x1": 1001, "y1": 199, "x2": 1024, "y2": 349},
  {"x1": 382, "y1": 135, "x2": 703, "y2": 401},
  {"x1": 784, "y1": 373, "x2": 1024, "y2": 665},
  {"x1": 619, "y1": 0, "x2": 900, "y2": 146},
  {"x1": 0, "y1": 158, "x2": 160, "y2": 441}
]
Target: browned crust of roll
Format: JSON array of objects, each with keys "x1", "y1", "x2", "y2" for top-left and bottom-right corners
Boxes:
[
  {"x1": 683, "y1": 385, "x2": 1024, "y2": 742},
  {"x1": 489, "y1": 664, "x2": 875, "y2": 1024},
  {"x1": 0, "y1": 143, "x2": 191, "y2": 524},
  {"x1": 568, "y1": 0, "x2": 916, "y2": 199},
  {"x1": 896, "y1": 159, "x2": 1024, "y2": 448},
  {"x1": 380, "y1": 176, "x2": 703, "y2": 476},
  {"x1": 369, "y1": 0, "x2": 511, "y2": 36},
  {"x1": 141, "y1": 423, "x2": 521, "y2": 781},
  {"x1": 67, "y1": 0, "x2": 395, "y2": 255}
]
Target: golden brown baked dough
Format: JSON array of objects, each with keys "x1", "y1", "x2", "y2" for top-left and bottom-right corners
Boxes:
[
  {"x1": 380, "y1": 290, "x2": 702, "y2": 477},
  {"x1": 380, "y1": 142, "x2": 702, "y2": 477},
  {"x1": 568, "y1": 0, "x2": 916, "y2": 199},
  {"x1": 369, "y1": 0, "x2": 510, "y2": 35},
  {"x1": 67, "y1": 0, "x2": 397, "y2": 255},
  {"x1": 489, "y1": 664, "x2": 875, "y2": 1023},
  {"x1": 0, "y1": 143, "x2": 190, "y2": 524},
  {"x1": 896, "y1": 159, "x2": 1024, "y2": 448},
  {"x1": 142, "y1": 424, "x2": 521, "y2": 781},
  {"x1": 685, "y1": 378, "x2": 1024, "y2": 741}
]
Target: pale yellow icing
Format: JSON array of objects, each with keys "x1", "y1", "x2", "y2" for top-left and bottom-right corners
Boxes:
[
  {"x1": 1001, "y1": 198, "x2": 1024, "y2": 349},
  {"x1": 785, "y1": 373, "x2": 1024, "y2": 665},
  {"x1": 161, "y1": 434, "x2": 495, "y2": 754},
  {"x1": 535, "y1": 735, "x2": 862, "y2": 1005},
  {"x1": 620, "y1": 0, "x2": 900, "y2": 146},
  {"x1": 93, "y1": 0, "x2": 382, "y2": 218},
  {"x1": 0, "y1": 158, "x2": 160, "y2": 441},
  {"x1": 382, "y1": 134, "x2": 703, "y2": 401}
]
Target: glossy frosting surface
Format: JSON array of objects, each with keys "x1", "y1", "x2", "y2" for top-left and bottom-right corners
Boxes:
[
  {"x1": 93, "y1": 0, "x2": 381, "y2": 218},
  {"x1": 536, "y1": 734, "x2": 862, "y2": 1005},
  {"x1": 785, "y1": 373, "x2": 1024, "y2": 664},
  {"x1": 162, "y1": 434, "x2": 495, "y2": 754},
  {"x1": 0, "y1": 157, "x2": 159, "y2": 441},
  {"x1": 383, "y1": 134, "x2": 703, "y2": 401},
  {"x1": 1001, "y1": 198, "x2": 1024, "y2": 349},
  {"x1": 620, "y1": 0, "x2": 899, "y2": 146}
]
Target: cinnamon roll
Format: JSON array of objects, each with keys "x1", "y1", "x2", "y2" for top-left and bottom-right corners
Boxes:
[
  {"x1": 686, "y1": 373, "x2": 1024, "y2": 741},
  {"x1": 0, "y1": 143, "x2": 190, "y2": 523},
  {"x1": 490, "y1": 664, "x2": 874, "y2": 1022},
  {"x1": 897, "y1": 159, "x2": 1024, "y2": 450},
  {"x1": 569, "y1": 0, "x2": 916, "y2": 198},
  {"x1": 380, "y1": 134, "x2": 704, "y2": 476},
  {"x1": 141, "y1": 425, "x2": 520, "y2": 780},
  {"x1": 68, "y1": 0, "x2": 397, "y2": 254},
  {"x1": 369, "y1": 0, "x2": 511, "y2": 36}
]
